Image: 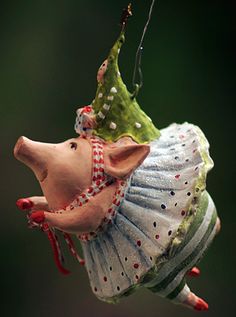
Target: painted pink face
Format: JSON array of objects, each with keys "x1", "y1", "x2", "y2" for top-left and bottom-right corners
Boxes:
[
  {"x1": 97, "y1": 59, "x2": 108, "y2": 83},
  {"x1": 14, "y1": 136, "x2": 92, "y2": 210},
  {"x1": 14, "y1": 135, "x2": 150, "y2": 211}
]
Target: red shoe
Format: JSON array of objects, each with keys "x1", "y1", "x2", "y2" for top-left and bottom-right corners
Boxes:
[
  {"x1": 188, "y1": 266, "x2": 201, "y2": 277},
  {"x1": 29, "y1": 211, "x2": 45, "y2": 224},
  {"x1": 16, "y1": 198, "x2": 33, "y2": 210},
  {"x1": 194, "y1": 298, "x2": 209, "y2": 311}
]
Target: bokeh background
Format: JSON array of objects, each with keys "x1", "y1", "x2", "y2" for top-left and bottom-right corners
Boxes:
[{"x1": 1, "y1": 0, "x2": 235, "y2": 316}]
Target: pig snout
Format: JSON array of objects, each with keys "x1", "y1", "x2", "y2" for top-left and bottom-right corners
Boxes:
[
  {"x1": 14, "y1": 136, "x2": 32, "y2": 161},
  {"x1": 14, "y1": 136, "x2": 48, "y2": 182},
  {"x1": 14, "y1": 136, "x2": 25, "y2": 157}
]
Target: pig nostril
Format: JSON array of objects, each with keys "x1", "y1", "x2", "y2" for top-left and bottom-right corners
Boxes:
[{"x1": 70, "y1": 142, "x2": 77, "y2": 150}]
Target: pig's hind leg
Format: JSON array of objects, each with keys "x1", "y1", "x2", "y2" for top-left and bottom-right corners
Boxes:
[
  {"x1": 182, "y1": 286, "x2": 209, "y2": 311},
  {"x1": 148, "y1": 279, "x2": 208, "y2": 310},
  {"x1": 173, "y1": 282, "x2": 208, "y2": 310},
  {"x1": 16, "y1": 196, "x2": 50, "y2": 211}
]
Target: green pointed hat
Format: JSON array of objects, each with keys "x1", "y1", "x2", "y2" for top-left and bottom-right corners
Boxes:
[{"x1": 75, "y1": 25, "x2": 160, "y2": 144}]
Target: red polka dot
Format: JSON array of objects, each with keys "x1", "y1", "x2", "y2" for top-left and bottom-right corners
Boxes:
[
  {"x1": 88, "y1": 187, "x2": 93, "y2": 193},
  {"x1": 137, "y1": 240, "x2": 141, "y2": 247},
  {"x1": 155, "y1": 234, "x2": 160, "y2": 239},
  {"x1": 96, "y1": 180, "x2": 101, "y2": 186},
  {"x1": 99, "y1": 167, "x2": 104, "y2": 172},
  {"x1": 93, "y1": 151, "x2": 98, "y2": 155},
  {"x1": 133, "y1": 263, "x2": 139, "y2": 269},
  {"x1": 108, "y1": 208, "x2": 112, "y2": 213},
  {"x1": 175, "y1": 174, "x2": 180, "y2": 179}
]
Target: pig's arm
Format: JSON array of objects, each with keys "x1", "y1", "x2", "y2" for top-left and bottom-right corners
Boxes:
[
  {"x1": 30, "y1": 183, "x2": 117, "y2": 234},
  {"x1": 16, "y1": 196, "x2": 50, "y2": 211}
]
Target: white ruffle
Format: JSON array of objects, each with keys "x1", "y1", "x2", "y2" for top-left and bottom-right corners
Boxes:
[{"x1": 81, "y1": 122, "x2": 213, "y2": 302}]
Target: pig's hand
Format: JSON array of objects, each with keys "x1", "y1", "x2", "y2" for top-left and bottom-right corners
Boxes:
[
  {"x1": 28, "y1": 183, "x2": 117, "y2": 234},
  {"x1": 16, "y1": 196, "x2": 50, "y2": 212},
  {"x1": 28, "y1": 205, "x2": 104, "y2": 234}
]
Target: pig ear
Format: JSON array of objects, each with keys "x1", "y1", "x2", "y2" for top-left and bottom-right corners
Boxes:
[{"x1": 104, "y1": 143, "x2": 150, "y2": 179}]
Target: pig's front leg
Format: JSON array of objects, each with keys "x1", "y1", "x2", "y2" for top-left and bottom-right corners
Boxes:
[
  {"x1": 29, "y1": 183, "x2": 117, "y2": 234},
  {"x1": 16, "y1": 196, "x2": 50, "y2": 211}
]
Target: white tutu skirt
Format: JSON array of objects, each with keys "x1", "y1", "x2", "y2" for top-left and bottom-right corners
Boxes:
[{"x1": 81, "y1": 122, "x2": 217, "y2": 303}]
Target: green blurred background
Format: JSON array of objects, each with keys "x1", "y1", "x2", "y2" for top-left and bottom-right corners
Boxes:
[{"x1": 1, "y1": 0, "x2": 235, "y2": 316}]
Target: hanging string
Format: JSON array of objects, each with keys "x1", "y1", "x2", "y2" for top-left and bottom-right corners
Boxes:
[{"x1": 132, "y1": 0, "x2": 157, "y2": 97}]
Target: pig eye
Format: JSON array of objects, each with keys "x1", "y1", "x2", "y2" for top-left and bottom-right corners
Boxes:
[{"x1": 70, "y1": 142, "x2": 77, "y2": 150}]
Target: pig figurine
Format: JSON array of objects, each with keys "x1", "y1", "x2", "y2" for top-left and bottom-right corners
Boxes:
[{"x1": 14, "y1": 13, "x2": 220, "y2": 312}]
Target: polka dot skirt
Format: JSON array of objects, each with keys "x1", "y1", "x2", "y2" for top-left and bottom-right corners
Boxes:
[{"x1": 81, "y1": 122, "x2": 214, "y2": 303}]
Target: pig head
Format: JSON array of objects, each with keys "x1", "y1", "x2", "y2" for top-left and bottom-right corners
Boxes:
[{"x1": 14, "y1": 136, "x2": 149, "y2": 234}]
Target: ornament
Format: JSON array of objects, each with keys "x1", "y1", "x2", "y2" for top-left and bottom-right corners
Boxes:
[{"x1": 14, "y1": 3, "x2": 220, "y2": 311}]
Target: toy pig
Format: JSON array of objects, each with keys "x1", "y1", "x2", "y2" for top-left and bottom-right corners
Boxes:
[{"x1": 14, "y1": 12, "x2": 220, "y2": 312}]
